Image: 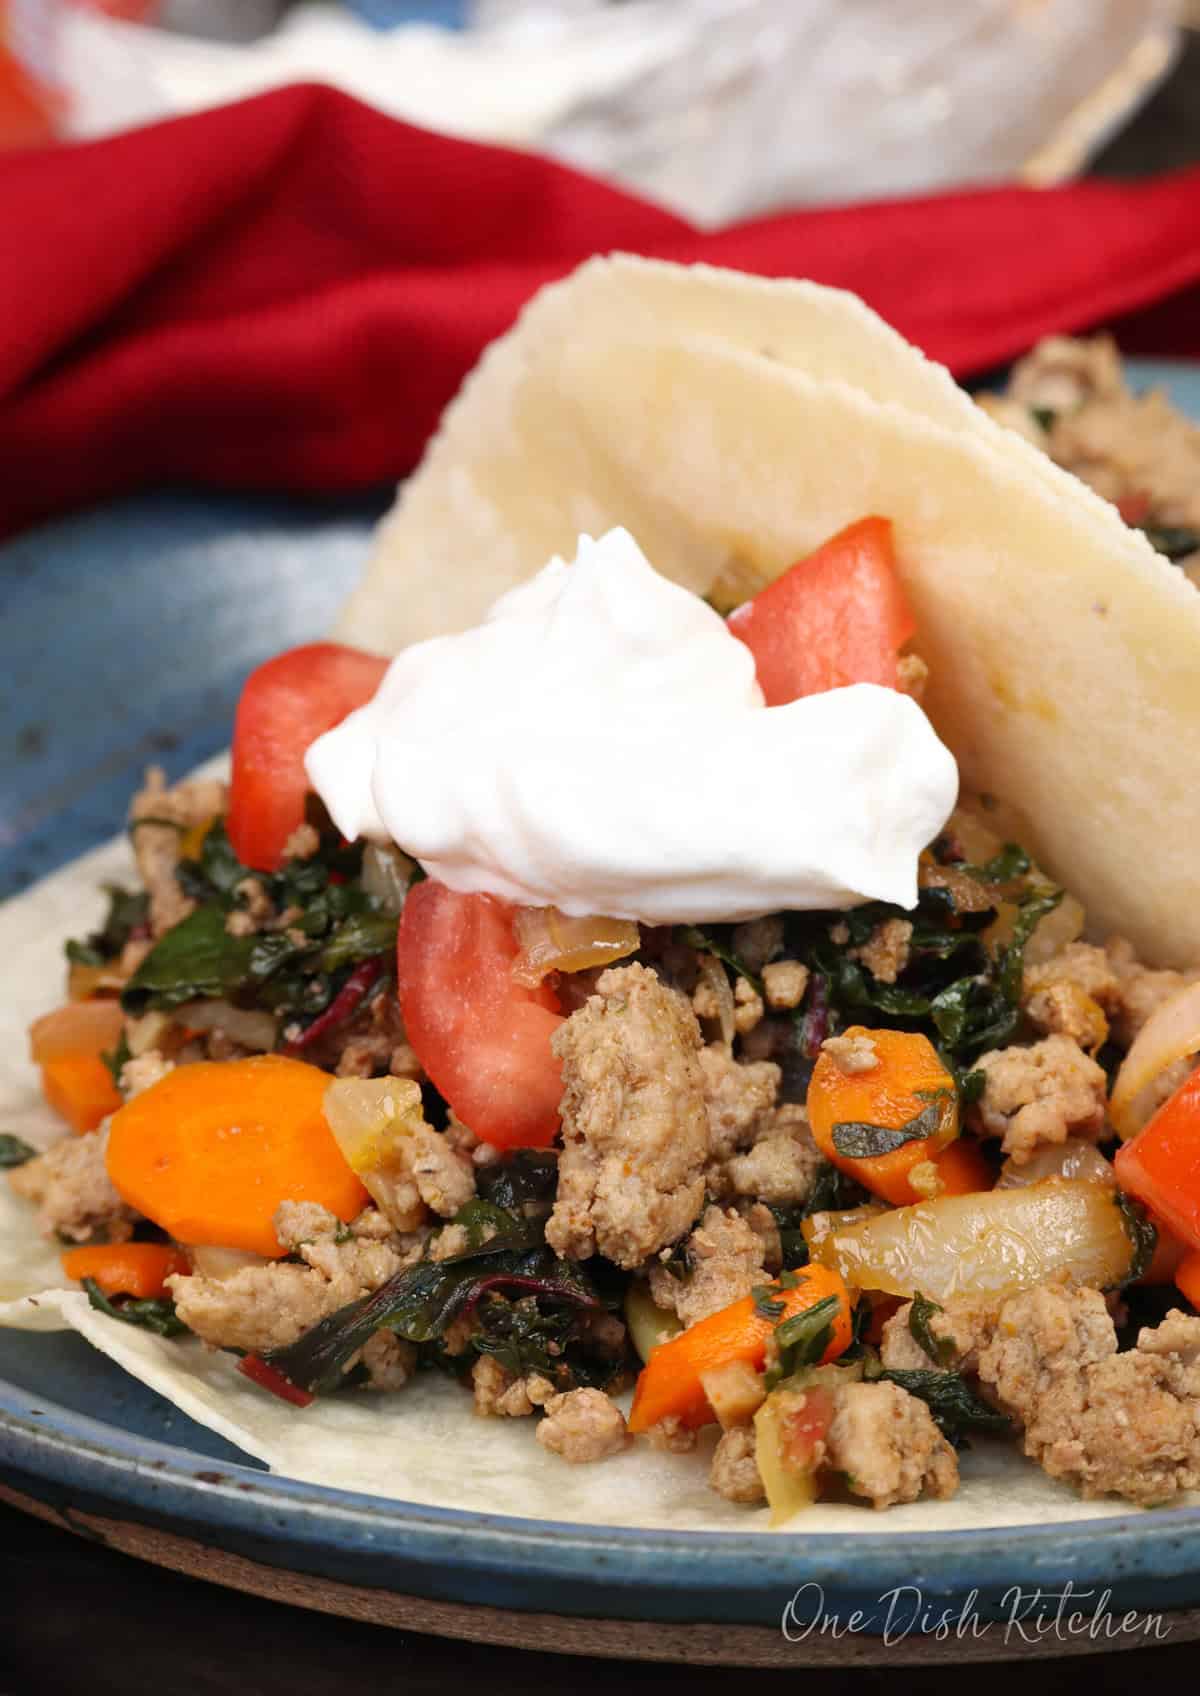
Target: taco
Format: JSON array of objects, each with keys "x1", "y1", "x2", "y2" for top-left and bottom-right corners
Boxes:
[{"x1": 4, "y1": 255, "x2": 1200, "y2": 1532}]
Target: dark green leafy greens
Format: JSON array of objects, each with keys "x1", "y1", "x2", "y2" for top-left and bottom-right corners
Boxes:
[
  {"x1": 831, "y1": 1097, "x2": 947, "y2": 1161},
  {"x1": 259, "y1": 1152, "x2": 624, "y2": 1398},
  {"x1": 675, "y1": 925, "x2": 762, "y2": 993},
  {"x1": 867, "y1": 1362, "x2": 1010, "y2": 1444},
  {"x1": 1140, "y1": 524, "x2": 1200, "y2": 563},
  {"x1": 0, "y1": 1134, "x2": 36, "y2": 1169},
  {"x1": 765, "y1": 1288, "x2": 842, "y2": 1389},
  {"x1": 121, "y1": 819, "x2": 401, "y2": 1032},
  {"x1": 65, "y1": 884, "x2": 149, "y2": 968},
  {"x1": 1114, "y1": 1192, "x2": 1158, "y2": 1288},
  {"x1": 908, "y1": 1292, "x2": 957, "y2": 1367},
  {"x1": 83, "y1": 1279, "x2": 188, "y2": 1337}
]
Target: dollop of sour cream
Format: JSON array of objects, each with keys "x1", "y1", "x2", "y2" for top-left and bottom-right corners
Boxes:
[{"x1": 306, "y1": 529, "x2": 958, "y2": 922}]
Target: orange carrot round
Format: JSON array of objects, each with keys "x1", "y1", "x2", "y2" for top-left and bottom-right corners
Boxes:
[
  {"x1": 41, "y1": 1053, "x2": 122, "y2": 1135},
  {"x1": 932, "y1": 1136, "x2": 993, "y2": 1197},
  {"x1": 61, "y1": 1242, "x2": 189, "y2": 1301},
  {"x1": 105, "y1": 1055, "x2": 368, "y2": 1258},
  {"x1": 807, "y1": 1027, "x2": 959, "y2": 1206},
  {"x1": 627, "y1": 1264, "x2": 852, "y2": 1435},
  {"x1": 30, "y1": 998, "x2": 124, "y2": 1063},
  {"x1": 1175, "y1": 1249, "x2": 1200, "y2": 1312}
]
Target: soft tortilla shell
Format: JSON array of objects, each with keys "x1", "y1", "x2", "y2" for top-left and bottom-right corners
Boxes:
[{"x1": 339, "y1": 258, "x2": 1200, "y2": 966}]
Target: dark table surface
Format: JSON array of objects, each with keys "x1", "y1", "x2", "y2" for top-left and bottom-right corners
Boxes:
[{"x1": 5, "y1": 26, "x2": 1200, "y2": 1696}]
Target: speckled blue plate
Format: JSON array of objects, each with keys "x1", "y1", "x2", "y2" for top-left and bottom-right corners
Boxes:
[{"x1": 3, "y1": 361, "x2": 1200, "y2": 1663}]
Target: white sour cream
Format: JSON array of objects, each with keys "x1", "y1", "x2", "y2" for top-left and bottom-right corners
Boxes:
[{"x1": 306, "y1": 528, "x2": 958, "y2": 922}]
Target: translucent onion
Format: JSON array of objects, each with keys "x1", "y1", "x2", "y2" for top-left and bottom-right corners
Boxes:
[
  {"x1": 322, "y1": 1076, "x2": 428, "y2": 1231},
  {"x1": 29, "y1": 998, "x2": 124, "y2": 1063},
  {"x1": 1110, "y1": 981, "x2": 1200, "y2": 1141},
  {"x1": 996, "y1": 1139, "x2": 1115, "y2": 1189},
  {"x1": 624, "y1": 1281, "x2": 683, "y2": 1364},
  {"x1": 175, "y1": 999, "x2": 277, "y2": 1054},
  {"x1": 188, "y1": 1245, "x2": 270, "y2": 1279},
  {"x1": 695, "y1": 952, "x2": 736, "y2": 1049},
  {"x1": 511, "y1": 907, "x2": 639, "y2": 988},
  {"x1": 805, "y1": 1180, "x2": 1133, "y2": 1302},
  {"x1": 362, "y1": 843, "x2": 417, "y2": 915}
]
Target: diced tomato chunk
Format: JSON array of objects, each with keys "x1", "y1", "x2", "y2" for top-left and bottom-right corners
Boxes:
[
  {"x1": 396, "y1": 881, "x2": 564, "y2": 1149},
  {"x1": 727, "y1": 516, "x2": 915, "y2": 703},
  {"x1": 1115, "y1": 1070, "x2": 1200, "y2": 1253},
  {"x1": 227, "y1": 643, "x2": 388, "y2": 871}
]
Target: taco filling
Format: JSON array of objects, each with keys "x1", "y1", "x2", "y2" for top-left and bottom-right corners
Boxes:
[{"x1": 12, "y1": 491, "x2": 1200, "y2": 1523}]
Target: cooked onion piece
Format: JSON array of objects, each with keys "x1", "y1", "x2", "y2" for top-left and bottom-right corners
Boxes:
[
  {"x1": 511, "y1": 907, "x2": 639, "y2": 988},
  {"x1": 996, "y1": 1140, "x2": 1115, "y2": 1189},
  {"x1": 804, "y1": 1180, "x2": 1132, "y2": 1302},
  {"x1": 1110, "y1": 982, "x2": 1200, "y2": 1141}
]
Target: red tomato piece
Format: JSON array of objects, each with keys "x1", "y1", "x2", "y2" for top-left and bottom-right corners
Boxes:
[
  {"x1": 397, "y1": 881, "x2": 564, "y2": 1150},
  {"x1": 227, "y1": 643, "x2": 388, "y2": 871},
  {"x1": 727, "y1": 516, "x2": 916, "y2": 704},
  {"x1": 1115, "y1": 1070, "x2": 1200, "y2": 1252}
]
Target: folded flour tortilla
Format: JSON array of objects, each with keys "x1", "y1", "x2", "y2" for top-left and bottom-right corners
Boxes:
[{"x1": 340, "y1": 255, "x2": 1200, "y2": 969}]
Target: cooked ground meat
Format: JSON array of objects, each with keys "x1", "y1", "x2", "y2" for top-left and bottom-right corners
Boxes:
[
  {"x1": 119, "y1": 1050, "x2": 175, "y2": 1098},
  {"x1": 733, "y1": 976, "x2": 764, "y2": 1034},
  {"x1": 977, "y1": 1282, "x2": 1200, "y2": 1504},
  {"x1": 1022, "y1": 941, "x2": 1119, "y2": 1050},
  {"x1": 168, "y1": 1203, "x2": 418, "y2": 1356},
  {"x1": 881, "y1": 1297, "x2": 998, "y2": 1376},
  {"x1": 282, "y1": 822, "x2": 321, "y2": 861},
  {"x1": 984, "y1": 334, "x2": 1200, "y2": 565},
  {"x1": 762, "y1": 959, "x2": 809, "y2": 1010},
  {"x1": 699, "y1": 1045, "x2": 780, "y2": 1163},
  {"x1": 8, "y1": 1129, "x2": 135, "y2": 1244},
  {"x1": 826, "y1": 1381, "x2": 959, "y2": 1510},
  {"x1": 329, "y1": 990, "x2": 421, "y2": 1081},
  {"x1": 535, "y1": 1388, "x2": 628, "y2": 1462},
  {"x1": 129, "y1": 766, "x2": 227, "y2": 937},
  {"x1": 853, "y1": 919, "x2": 913, "y2": 985},
  {"x1": 972, "y1": 1034, "x2": 1107, "y2": 1163},
  {"x1": 643, "y1": 1415, "x2": 698, "y2": 1453},
  {"x1": 1106, "y1": 936, "x2": 1200, "y2": 1047},
  {"x1": 547, "y1": 964, "x2": 710, "y2": 1268},
  {"x1": 896, "y1": 653, "x2": 929, "y2": 701},
  {"x1": 821, "y1": 1032, "x2": 878, "y2": 1075},
  {"x1": 471, "y1": 1356, "x2": 557, "y2": 1418},
  {"x1": 648, "y1": 1204, "x2": 765, "y2": 1328},
  {"x1": 717, "y1": 1101, "x2": 826, "y2": 1207},
  {"x1": 359, "y1": 1330, "x2": 417, "y2": 1392},
  {"x1": 709, "y1": 1424, "x2": 766, "y2": 1504}
]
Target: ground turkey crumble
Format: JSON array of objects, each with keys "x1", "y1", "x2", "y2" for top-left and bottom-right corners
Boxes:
[
  {"x1": 546, "y1": 963, "x2": 710, "y2": 1268},
  {"x1": 971, "y1": 1034, "x2": 1107, "y2": 1163},
  {"x1": 8, "y1": 1129, "x2": 135, "y2": 1244},
  {"x1": 535, "y1": 1388, "x2": 629, "y2": 1462},
  {"x1": 647, "y1": 1204, "x2": 766, "y2": 1329},
  {"x1": 168, "y1": 1202, "x2": 423, "y2": 1372},
  {"x1": 977, "y1": 1283, "x2": 1200, "y2": 1505},
  {"x1": 129, "y1": 766, "x2": 228, "y2": 938},
  {"x1": 825, "y1": 1381, "x2": 959, "y2": 1511}
]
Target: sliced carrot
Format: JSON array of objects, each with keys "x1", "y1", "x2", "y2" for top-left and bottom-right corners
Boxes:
[
  {"x1": 1175, "y1": 1249, "x2": 1200, "y2": 1312},
  {"x1": 30, "y1": 998, "x2": 124, "y2": 1063},
  {"x1": 932, "y1": 1136, "x2": 993, "y2": 1196},
  {"x1": 105, "y1": 1055, "x2": 369, "y2": 1259},
  {"x1": 41, "y1": 1053, "x2": 122, "y2": 1135},
  {"x1": 807, "y1": 1028, "x2": 959, "y2": 1206},
  {"x1": 627, "y1": 1264, "x2": 852, "y2": 1435},
  {"x1": 61, "y1": 1242, "x2": 189, "y2": 1301},
  {"x1": 1114, "y1": 1069, "x2": 1200, "y2": 1251}
]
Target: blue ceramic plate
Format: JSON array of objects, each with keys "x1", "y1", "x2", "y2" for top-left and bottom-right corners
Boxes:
[{"x1": 3, "y1": 361, "x2": 1200, "y2": 1658}]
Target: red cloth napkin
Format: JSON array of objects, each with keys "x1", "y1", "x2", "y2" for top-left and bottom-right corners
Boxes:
[{"x1": 2, "y1": 82, "x2": 1200, "y2": 540}]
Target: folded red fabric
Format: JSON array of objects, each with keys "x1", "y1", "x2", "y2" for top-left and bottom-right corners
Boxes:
[{"x1": 2, "y1": 81, "x2": 1199, "y2": 539}]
